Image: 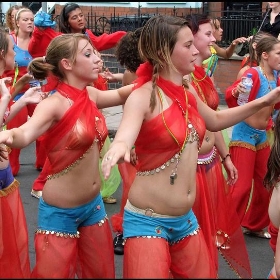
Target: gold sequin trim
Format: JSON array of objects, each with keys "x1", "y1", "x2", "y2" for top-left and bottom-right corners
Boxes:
[
  {"x1": 136, "y1": 127, "x2": 199, "y2": 177},
  {"x1": 197, "y1": 147, "x2": 217, "y2": 165},
  {"x1": 123, "y1": 226, "x2": 200, "y2": 246},
  {"x1": 35, "y1": 229, "x2": 80, "y2": 238},
  {"x1": 35, "y1": 216, "x2": 109, "y2": 238},
  {"x1": 0, "y1": 178, "x2": 19, "y2": 197},
  {"x1": 229, "y1": 141, "x2": 256, "y2": 151},
  {"x1": 47, "y1": 143, "x2": 96, "y2": 180},
  {"x1": 98, "y1": 215, "x2": 109, "y2": 226}
]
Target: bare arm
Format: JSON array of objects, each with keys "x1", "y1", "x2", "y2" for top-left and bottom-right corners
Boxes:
[
  {"x1": 87, "y1": 83, "x2": 134, "y2": 109},
  {"x1": 188, "y1": 83, "x2": 280, "y2": 131},
  {"x1": 214, "y1": 130, "x2": 238, "y2": 185},
  {"x1": 213, "y1": 36, "x2": 247, "y2": 59},
  {"x1": 101, "y1": 87, "x2": 149, "y2": 178},
  {"x1": 0, "y1": 94, "x2": 59, "y2": 149},
  {"x1": 6, "y1": 87, "x2": 47, "y2": 124}
]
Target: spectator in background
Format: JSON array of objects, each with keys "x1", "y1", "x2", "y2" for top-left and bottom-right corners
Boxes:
[{"x1": 260, "y1": 2, "x2": 280, "y2": 39}]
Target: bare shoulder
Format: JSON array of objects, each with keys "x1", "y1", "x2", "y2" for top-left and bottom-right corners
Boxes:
[
  {"x1": 86, "y1": 85, "x2": 98, "y2": 101},
  {"x1": 36, "y1": 91, "x2": 71, "y2": 120}
]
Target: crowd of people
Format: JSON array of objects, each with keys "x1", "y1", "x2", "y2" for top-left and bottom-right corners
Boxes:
[{"x1": 1, "y1": 2, "x2": 280, "y2": 279}]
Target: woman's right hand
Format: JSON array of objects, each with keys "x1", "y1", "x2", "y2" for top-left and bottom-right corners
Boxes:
[{"x1": 101, "y1": 141, "x2": 131, "y2": 179}]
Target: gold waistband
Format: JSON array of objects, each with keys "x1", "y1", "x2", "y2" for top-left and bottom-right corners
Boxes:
[{"x1": 125, "y1": 200, "x2": 176, "y2": 218}]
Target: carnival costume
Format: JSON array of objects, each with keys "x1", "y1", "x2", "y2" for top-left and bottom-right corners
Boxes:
[
  {"x1": 2, "y1": 34, "x2": 46, "y2": 175},
  {"x1": 120, "y1": 62, "x2": 216, "y2": 278},
  {"x1": 191, "y1": 64, "x2": 252, "y2": 278},
  {"x1": 0, "y1": 107, "x2": 31, "y2": 278},
  {"x1": 30, "y1": 83, "x2": 115, "y2": 278},
  {"x1": 225, "y1": 67, "x2": 280, "y2": 233}
]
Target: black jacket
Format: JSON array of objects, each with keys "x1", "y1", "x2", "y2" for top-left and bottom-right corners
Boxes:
[{"x1": 260, "y1": 9, "x2": 280, "y2": 38}]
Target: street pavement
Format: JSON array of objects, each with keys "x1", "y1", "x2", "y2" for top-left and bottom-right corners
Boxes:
[{"x1": 16, "y1": 104, "x2": 274, "y2": 279}]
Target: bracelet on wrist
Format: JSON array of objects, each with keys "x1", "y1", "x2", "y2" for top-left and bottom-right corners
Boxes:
[{"x1": 221, "y1": 153, "x2": 231, "y2": 163}]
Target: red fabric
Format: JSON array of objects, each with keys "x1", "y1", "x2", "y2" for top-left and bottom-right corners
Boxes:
[
  {"x1": 6, "y1": 101, "x2": 43, "y2": 175},
  {"x1": 111, "y1": 162, "x2": 137, "y2": 233},
  {"x1": 268, "y1": 221, "x2": 278, "y2": 254},
  {"x1": 86, "y1": 29, "x2": 126, "y2": 51},
  {"x1": 191, "y1": 65, "x2": 252, "y2": 277},
  {"x1": 123, "y1": 231, "x2": 216, "y2": 278},
  {"x1": 225, "y1": 67, "x2": 280, "y2": 109},
  {"x1": 28, "y1": 27, "x2": 126, "y2": 58},
  {"x1": 194, "y1": 155, "x2": 252, "y2": 278},
  {"x1": 229, "y1": 145, "x2": 272, "y2": 230},
  {"x1": 0, "y1": 180, "x2": 31, "y2": 278},
  {"x1": 31, "y1": 220, "x2": 115, "y2": 278},
  {"x1": 191, "y1": 65, "x2": 219, "y2": 110},
  {"x1": 134, "y1": 63, "x2": 205, "y2": 172},
  {"x1": 39, "y1": 82, "x2": 107, "y2": 178},
  {"x1": 240, "y1": 56, "x2": 258, "y2": 69},
  {"x1": 93, "y1": 74, "x2": 108, "y2": 90}
]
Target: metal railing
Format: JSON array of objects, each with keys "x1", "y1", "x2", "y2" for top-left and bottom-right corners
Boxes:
[{"x1": 0, "y1": 8, "x2": 264, "y2": 47}]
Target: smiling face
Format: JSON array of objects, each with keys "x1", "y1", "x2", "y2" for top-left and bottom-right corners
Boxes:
[{"x1": 193, "y1": 22, "x2": 216, "y2": 62}]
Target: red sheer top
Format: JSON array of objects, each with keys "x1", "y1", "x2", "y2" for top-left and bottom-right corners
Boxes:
[
  {"x1": 133, "y1": 63, "x2": 206, "y2": 172},
  {"x1": 191, "y1": 65, "x2": 219, "y2": 110},
  {"x1": 39, "y1": 82, "x2": 108, "y2": 178}
]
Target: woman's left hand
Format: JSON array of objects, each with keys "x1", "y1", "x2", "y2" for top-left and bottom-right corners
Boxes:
[{"x1": 223, "y1": 156, "x2": 238, "y2": 185}]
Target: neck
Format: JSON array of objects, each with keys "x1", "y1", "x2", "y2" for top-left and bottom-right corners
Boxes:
[
  {"x1": 259, "y1": 64, "x2": 274, "y2": 79},
  {"x1": 16, "y1": 30, "x2": 30, "y2": 40},
  {"x1": 272, "y1": 6, "x2": 280, "y2": 14}
]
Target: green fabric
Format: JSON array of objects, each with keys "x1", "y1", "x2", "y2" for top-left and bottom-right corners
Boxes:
[
  {"x1": 222, "y1": 128, "x2": 230, "y2": 178},
  {"x1": 99, "y1": 136, "x2": 121, "y2": 197}
]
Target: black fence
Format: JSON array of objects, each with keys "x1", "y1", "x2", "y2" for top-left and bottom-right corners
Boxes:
[{"x1": 0, "y1": 8, "x2": 265, "y2": 47}]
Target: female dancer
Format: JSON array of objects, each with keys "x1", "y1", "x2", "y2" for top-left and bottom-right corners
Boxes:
[
  {"x1": 211, "y1": 16, "x2": 247, "y2": 59},
  {"x1": 5, "y1": 4, "x2": 23, "y2": 35},
  {"x1": 0, "y1": 29, "x2": 48, "y2": 278},
  {"x1": 29, "y1": 4, "x2": 126, "y2": 197},
  {"x1": 225, "y1": 35, "x2": 280, "y2": 239},
  {"x1": 0, "y1": 33, "x2": 132, "y2": 278},
  {"x1": 101, "y1": 15, "x2": 280, "y2": 279},
  {"x1": 2, "y1": 7, "x2": 46, "y2": 180},
  {"x1": 185, "y1": 13, "x2": 251, "y2": 278}
]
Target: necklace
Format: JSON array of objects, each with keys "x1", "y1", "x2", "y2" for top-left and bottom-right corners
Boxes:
[
  {"x1": 258, "y1": 66, "x2": 276, "y2": 113},
  {"x1": 258, "y1": 66, "x2": 275, "y2": 92},
  {"x1": 157, "y1": 85, "x2": 189, "y2": 185}
]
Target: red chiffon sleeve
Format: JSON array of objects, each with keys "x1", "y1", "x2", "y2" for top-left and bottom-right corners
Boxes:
[
  {"x1": 86, "y1": 29, "x2": 126, "y2": 51},
  {"x1": 28, "y1": 27, "x2": 61, "y2": 58}
]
